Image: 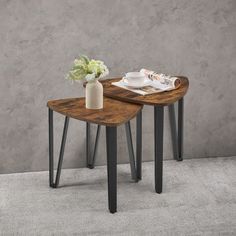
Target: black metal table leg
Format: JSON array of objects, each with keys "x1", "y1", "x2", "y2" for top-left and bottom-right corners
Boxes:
[
  {"x1": 48, "y1": 108, "x2": 69, "y2": 188},
  {"x1": 49, "y1": 108, "x2": 54, "y2": 187},
  {"x1": 136, "y1": 111, "x2": 142, "y2": 180},
  {"x1": 86, "y1": 122, "x2": 92, "y2": 168},
  {"x1": 125, "y1": 121, "x2": 137, "y2": 181},
  {"x1": 178, "y1": 98, "x2": 184, "y2": 161},
  {"x1": 106, "y1": 126, "x2": 117, "y2": 214},
  {"x1": 154, "y1": 106, "x2": 164, "y2": 194},
  {"x1": 168, "y1": 104, "x2": 179, "y2": 161},
  {"x1": 54, "y1": 116, "x2": 69, "y2": 187},
  {"x1": 90, "y1": 125, "x2": 101, "y2": 168},
  {"x1": 86, "y1": 123, "x2": 101, "y2": 169}
]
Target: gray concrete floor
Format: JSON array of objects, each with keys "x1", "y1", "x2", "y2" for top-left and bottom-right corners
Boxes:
[{"x1": 0, "y1": 157, "x2": 236, "y2": 235}]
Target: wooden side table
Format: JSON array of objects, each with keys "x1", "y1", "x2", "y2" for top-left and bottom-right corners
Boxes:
[
  {"x1": 47, "y1": 97, "x2": 143, "y2": 213},
  {"x1": 101, "y1": 76, "x2": 189, "y2": 193}
]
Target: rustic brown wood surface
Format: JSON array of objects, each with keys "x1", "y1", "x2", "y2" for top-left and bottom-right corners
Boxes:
[
  {"x1": 47, "y1": 97, "x2": 143, "y2": 127},
  {"x1": 100, "y1": 76, "x2": 189, "y2": 106}
]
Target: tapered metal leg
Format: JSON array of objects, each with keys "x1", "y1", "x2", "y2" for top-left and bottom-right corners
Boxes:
[
  {"x1": 125, "y1": 121, "x2": 137, "y2": 181},
  {"x1": 91, "y1": 125, "x2": 101, "y2": 168},
  {"x1": 54, "y1": 117, "x2": 69, "y2": 188},
  {"x1": 136, "y1": 111, "x2": 142, "y2": 180},
  {"x1": 178, "y1": 98, "x2": 184, "y2": 161},
  {"x1": 86, "y1": 124, "x2": 101, "y2": 169},
  {"x1": 106, "y1": 127, "x2": 117, "y2": 213},
  {"x1": 49, "y1": 108, "x2": 54, "y2": 187},
  {"x1": 48, "y1": 108, "x2": 69, "y2": 188},
  {"x1": 168, "y1": 104, "x2": 179, "y2": 161},
  {"x1": 86, "y1": 122, "x2": 92, "y2": 168},
  {"x1": 154, "y1": 106, "x2": 164, "y2": 194}
]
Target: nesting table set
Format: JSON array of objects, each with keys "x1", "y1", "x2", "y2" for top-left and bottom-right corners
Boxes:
[{"x1": 47, "y1": 76, "x2": 189, "y2": 213}]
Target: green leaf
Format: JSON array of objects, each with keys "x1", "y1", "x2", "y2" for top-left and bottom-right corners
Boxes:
[{"x1": 80, "y1": 55, "x2": 90, "y2": 65}]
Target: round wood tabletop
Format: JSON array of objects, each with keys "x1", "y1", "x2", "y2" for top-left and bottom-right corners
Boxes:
[
  {"x1": 101, "y1": 76, "x2": 189, "y2": 106},
  {"x1": 47, "y1": 97, "x2": 143, "y2": 127}
]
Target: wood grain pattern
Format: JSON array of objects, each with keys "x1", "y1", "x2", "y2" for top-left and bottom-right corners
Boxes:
[
  {"x1": 47, "y1": 97, "x2": 143, "y2": 127},
  {"x1": 101, "y1": 76, "x2": 189, "y2": 106}
]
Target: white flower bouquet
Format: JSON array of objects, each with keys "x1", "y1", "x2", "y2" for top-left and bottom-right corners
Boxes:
[{"x1": 66, "y1": 55, "x2": 109, "y2": 83}]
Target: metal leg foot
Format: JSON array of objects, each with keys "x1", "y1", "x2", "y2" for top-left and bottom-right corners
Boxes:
[
  {"x1": 106, "y1": 126, "x2": 117, "y2": 213},
  {"x1": 48, "y1": 108, "x2": 69, "y2": 188},
  {"x1": 154, "y1": 106, "x2": 164, "y2": 194},
  {"x1": 125, "y1": 121, "x2": 137, "y2": 181}
]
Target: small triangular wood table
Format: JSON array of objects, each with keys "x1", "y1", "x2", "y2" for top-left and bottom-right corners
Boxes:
[
  {"x1": 101, "y1": 76, "x2": 189, "y2": 194},
  {"x1": 47, "y1": 97, "x2": 143, "y2": 213}
]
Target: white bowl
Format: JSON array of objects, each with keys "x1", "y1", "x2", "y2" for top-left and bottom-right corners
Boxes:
[
  {"x1": 125, "y1": 72, "x2": 146, "y2": 85},
  {"x1": 125, "y1": 72, "x2": 145, "y2": 78}
]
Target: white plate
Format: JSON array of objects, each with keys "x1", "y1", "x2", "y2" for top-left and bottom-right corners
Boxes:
[{"x1": 122, "y1": 77, "x2": 151, "y2": 88}]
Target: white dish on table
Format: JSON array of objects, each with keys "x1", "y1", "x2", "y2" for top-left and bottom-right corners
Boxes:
[{"x1": 122, "y1": 77, "x2": 151, "y2": 88}]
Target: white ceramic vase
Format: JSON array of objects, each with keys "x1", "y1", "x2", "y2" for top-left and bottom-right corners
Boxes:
[{"x1": 85, "y1": 80, "x2": 103, "y2": 109}]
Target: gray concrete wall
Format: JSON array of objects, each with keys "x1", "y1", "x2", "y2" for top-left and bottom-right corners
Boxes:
[{"x1": 0, "y1": 0, "x2": 236, "y2": 174}]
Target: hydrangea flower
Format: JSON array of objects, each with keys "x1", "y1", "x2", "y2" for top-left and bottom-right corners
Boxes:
[{"x1": 66, "y1": 55, "x2": 109, "y2": 83}]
